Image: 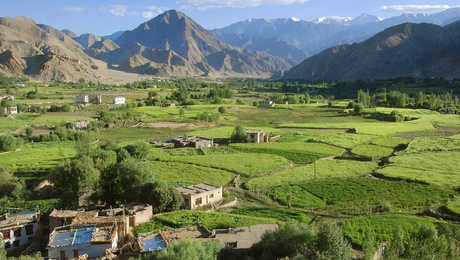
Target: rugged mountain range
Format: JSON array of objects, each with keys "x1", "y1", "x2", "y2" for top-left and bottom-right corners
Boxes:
[
  {"x1": 92, "y1": 10, "x2": 290, "y2": 77},
  {"x1": 212, "y1": 8, "x2": 460, "y2": 63},
  {"x1": 0, "y1": 11, "x2": 290, "y2": 81},
  {"x1": 0, "y1": 16, "x2": 103, "y2": 81},
  {"x1": 283, "y1": 21, "x2": 460, "y2": 81}
]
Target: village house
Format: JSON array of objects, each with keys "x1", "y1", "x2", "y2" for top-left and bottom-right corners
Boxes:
[
  {"x1": 172, "y1": 136, "x2": 214, "y2": 149},
  {"x1": 3, "y1": 105, "x2": 18, "y2": 115},
  {"x1": 161, "y1": 103, "x2": 176, "y2": 108},
  {"x1": 0, "y1": 211, "x2": 40, "y2": 251},
  {"x1": 0, "y1": 95, "x2": 15, "y2": 101},
  {"x1": 259, "y1": 100, "x2": 275, "y2": 108},
  {"x1": 47, "y1": 223, "x2": 118, "y2": 260},
  {"x1": 212, "y1": 224, "x2": 278, "y2": 250},
  {"x1": 177, "y1": 184, "x2": 223, "y2": 210},
  {"x1": 72, "y1": 120, "x2": 91, "y2": 131},
  {"x1": 49, "y1": 204, "x2": 153, "y2": 239},
  {"x1": 113, "y1": 96, "x2": 126, "y2": 105},
  {"x1": 246, "y1": 129, "x2": 269, "y2": 144},
  {"x1": 76, "y1": 95, "x2": 89, "y2": 104}
]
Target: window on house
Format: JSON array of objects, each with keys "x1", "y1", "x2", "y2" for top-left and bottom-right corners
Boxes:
[
  {"x1": 14, "y1": 228, "x2": 21, "y2": 238},
  {"x1": 225, "y1": 242, "x2": 237, "y2": 248},
  {"x1": 25, "y1": 224, "x2": 34, "y2": 235},
  {"x1": 73, "y1": 249, "x2": 79, "y2": 258},
  {"x1": 5, "y1": 242, "x2": 11, "y2": 249},
  {"x1": 13, "y1": 240, "x2": 19, "y2": 248},
  {"x1": 210, "y1": 194, "x2": 214, "y2": 198},
  {"x1": 195, "y1": 197, "x2": 202, "y2": 205}
]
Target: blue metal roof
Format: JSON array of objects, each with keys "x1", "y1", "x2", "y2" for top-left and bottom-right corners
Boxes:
[
  {"x1": 142, "y1": 235, "x2": 166, "y2": 252},
  {"x1": 49, "y1": 227, "x2": 95, "y2": 248}
]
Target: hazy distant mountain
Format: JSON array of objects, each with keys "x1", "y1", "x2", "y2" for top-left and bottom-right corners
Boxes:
[
  {"x1": 0, "y1": 17, "x2": 102, "y2": 81},
  {"x1": 283, "y1": 21, "x2": 460, "y2": 81},
  {"x1": 106, "y1": 10, "x2": 290, "y2": 77},
  {"x1": 102, "y1": 31, "x2": 126, "y2": 42},
  {"x1": 213, "y1": 8, "x2": 460, "y2": 63}
]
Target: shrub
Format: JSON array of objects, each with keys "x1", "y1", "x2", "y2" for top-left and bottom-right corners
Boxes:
[
  {"x1": 218, "y1": 106, "x2": 226, "y2": 114},
  {"x1": 125, "y1": 142, "x2": 151, "y2": 160},
  {"x1": 0, "y1": 134, "x2": 18, "y2": 152},
  {"x1": 230, "y1": 125, "x2": 248, "y2": 143},
  {"x1": 25, "y1": 127, "x2": 34, "y2": 137}
]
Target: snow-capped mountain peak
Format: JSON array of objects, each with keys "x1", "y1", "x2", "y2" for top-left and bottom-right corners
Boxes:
[
  {"x1": 290, "y1": 17, "x2": 301, "y2": 22},
  {"x1": 314, "y1": 16, "x2": 352, "y2": 24}
]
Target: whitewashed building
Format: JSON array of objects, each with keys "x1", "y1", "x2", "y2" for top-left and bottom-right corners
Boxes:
[
  {"x1": 48, "y1": 224, "x2": 118, "y2": 259},
  {"x1": 113, "y1": 96, "x2": 126, "y2": 105},
  {"x1": 0, "y1": 211, "x2": 40, "y2": 251},
  {"x1": 177, "y1": 183, "x2": 223, "y2": 210},
  {"x1": 76, "y1": 95, "x2": 89, "y2": 104}
]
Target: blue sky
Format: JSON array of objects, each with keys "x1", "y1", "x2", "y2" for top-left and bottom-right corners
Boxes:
[{"x1": 2, "y1": 0, "x2": 460, "y2": 35}]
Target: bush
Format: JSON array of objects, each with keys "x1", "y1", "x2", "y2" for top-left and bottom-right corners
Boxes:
[
  {"x1": 230, "y1": 125, "x2": 248, "y2": 143},
  {"x1": 0, "y1": 134, "x2": 18, "y2": 152},
  {"x1": 218, "y1": 106, "x2": 226, "y2": 114},
  {"x1": 25, "y1": 127, "x2": 34, "y2": 137},
  {"x1": 157, "y1": 239, "x2": 222, "y2": 260},
  {"x1": 125, "y1": 142, "x2": 151, "y2": 160}
]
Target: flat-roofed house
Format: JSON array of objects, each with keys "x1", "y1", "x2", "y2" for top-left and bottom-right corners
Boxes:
[
  {"x1": 47, "y1": 223, "x2": 118, "y2": 260},
  {"x1": 76, "y1": 95, "x2": 89, "y2": 104},
  {"x1": 177, "y1": 184, "x2": 223, "y2": 210},
  {"x1": 246, "y1": 129, "x2": 267, "y2": 144},
  {"x1": 113, "y1": 96, "x2": 126, "y2": 105},
  {"x1": 0, "y1": 211, "x2": 40, "y2": 251},
  {"x1": 172, "y1": 136, "x2": 214, "y2": 149},
  {"x1": 259, "y1": 100, "x2": 275, "y2": 108},
  {"x1": 8, "y1": 106, "x2": 18, "y2": 115}
]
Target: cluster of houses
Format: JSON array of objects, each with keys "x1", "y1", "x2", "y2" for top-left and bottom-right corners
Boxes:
[
  {"x1": 0, "y1": 183, "x2": 277, "y2": 259},
  {"x1": 0, "y1": 95, "x2": 18, "y2": 115},
  {"x1": 76, "y1": 95, "x2": 126, "y2": 106}
]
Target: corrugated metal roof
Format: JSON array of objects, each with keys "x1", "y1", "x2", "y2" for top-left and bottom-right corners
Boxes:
[
  {"x1": 141, "y1": 235, "x2": 166, "y2": 252},
  {"x1": 49, "y1": 227, "x2": 94, "y2": 248}
]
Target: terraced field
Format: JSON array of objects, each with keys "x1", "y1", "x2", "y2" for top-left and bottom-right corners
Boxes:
[
  {"x1": 245, "y1": 160, "x2": 378, "y2": 190},
  {"x1": 268, "y1": 178, "x2": 451, "y2": 214},
  {"x1": 151, "y1": 161, "x2": 235, "y2": 187}
]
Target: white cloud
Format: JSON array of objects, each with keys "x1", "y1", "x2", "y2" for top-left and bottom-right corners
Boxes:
[
  {"x1": 181, "y1": 0, "x2": 309, "y2": 10},
  {"x1": 61, "y1": 7, "x2": 85, "y2": 12},
  {"x1": 110, "y1": 5, "x2": 128, "y2": 16},
  {"x1": 382, "y1": 5, "x2": 460, "y2": 14},
  {"x1": 142, "y1": 5, "x2": 166, "y2": 19}
]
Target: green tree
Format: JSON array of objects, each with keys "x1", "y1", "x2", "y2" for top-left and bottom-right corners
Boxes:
[
  {"x1": 230, "y1": 125, "x2": 248, "y2": 143},
  {"x1": 0, "y1": 236, "x2": 6, "y2": 259},
  {"x1": 218, "y1": 106, "x2": 226, "y2": 114},
  {"x1": 0, "y1": 167, "x2": 24, "y2": 199},
  {"x1": 251, "y1": 222, "x2": 315, "y2": 259},
  {"x1": 142, "y1": 181, "x2": 183, "y2": 213},
  {"x1": 0, "y1": 134, "x2": 18, "y2": 152},
  {"x1": 25, "y1": 127, "x2": 34, "y2": 137},
  {"x1": 50, "y1": 156, "x2": 100, "y2": 204},
  {"x1": 305, "y1": 93, "x2": 311, "y2": 104},
  {"x1": 125, "y1": 142, "x2": 151, "y2": 160},
  {"x1": 315, "y1": 224, "x2": 352, "y2": 260},
  {"x1": 99, "y1": 158, "x2": 154, "y2": 204},
  {"x1": 362, "y1": 229, "x2": 377, "y2": 260},
  {"x1": 157, "y1": 239, "x2": 222, "y2": 260}
]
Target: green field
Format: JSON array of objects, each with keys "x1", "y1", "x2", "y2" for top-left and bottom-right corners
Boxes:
[
  {"x1": 376, "y1": 151, "x2": 460, "y2": 188},
  {"x1": 268, "y1": 178, "x2": 451, "y2": 214},
  {"x1": 351, "y1": 144, "x2": 394, "y2": 159},
  {"x1": 189, "y1": 126, "x2": 281, "y2": 139},
  {"x1": 100, "y1": 127, "x2": 188, "y2": 144},
  {"x1": 341, "y1": 215, "x2": 448, "y2": 246},
  {"x1": 230, "y1": 142, "x2": 345, "y2": 164},
  {"x1": 305, "y1": 133, "x2": 375, "y2": 149},
  {"x1": 135, "y1": 210, "x2": 279, "y2": 233},
  {"x1": 245, "y1": 160, "x2": 378, "y2": 190},
  {"x1": 153, "y1": 153, "x2": 290, "y2": 177},
  {"x1": 151, "y1": 161, "x2": 235, "y2": 186},
  {"x1": 0, "y1": 142, "x2": 77, "y2": 172},
  {"x1": 231, "y1": 206, "x2": 312, "y2": 223},
  {"x1": 446, "y1": 198, "x2": 460, "y2": 215},
  {"x1": 401, "y1": 136, "x2": 460, "y2": 154}
]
